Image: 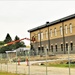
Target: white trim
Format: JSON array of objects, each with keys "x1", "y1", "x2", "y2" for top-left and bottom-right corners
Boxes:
[
  {"x1": 66, "y1": 42, "x2": 68, "y2": 43},
  {"x1": 61, "y1": 42, "x2": 63, "y2": 44},
  {"x1": 71, "y1": 41, "x2": 73, "y2": 43}
]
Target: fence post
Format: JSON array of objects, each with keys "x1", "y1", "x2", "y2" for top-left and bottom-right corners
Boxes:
[
  {"x1": 1, "y1": 53, "x2": 2, "y2": 71},
  {"x1": 16, "y1": 51, "x2": 17, "y2": 74},
  {"x1": 68, "y1": 46, "x2": 71, "y2": 75},
  {"x1": 45, "y1": 48, "x2": 48, "y2": 75},
  {"x1": 7, "y1": 53, "x2": 8, "y2": 72},
  {"x1": 28, "y1": 50, "x2": 30, "y2": 75}
]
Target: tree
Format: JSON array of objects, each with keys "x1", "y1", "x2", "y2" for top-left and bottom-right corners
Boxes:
[
  {"x1": 0, "y1": 41, "x2": 5, "y2": 45},
  {"x1": 0, "y1": 34, "x2": 26, "y2": 53},
  {"x1": 1, "y1": 33, "x2": 13, "y2": 53},
  {"x1": 0, "y1": 41, "x2": 5, "y2": 53},
  {"x1": 4, "y1": 33, "x2": 12, "y2": 43},
  {"x1": 14, "y1": 35, "x2": 26, "y2": 49}
]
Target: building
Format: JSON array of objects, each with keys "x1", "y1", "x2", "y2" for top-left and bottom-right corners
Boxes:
[
  {"x1": 6, "y1": 47, "x2": 30, "y2": 58},
  {"x1": 28, "y1": 14, "x2": 75, "y2": 55}
]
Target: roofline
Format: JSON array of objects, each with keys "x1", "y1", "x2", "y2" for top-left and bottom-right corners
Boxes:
[{"x1": 28, "y1": 13, "x2": 75, "y2": 32}]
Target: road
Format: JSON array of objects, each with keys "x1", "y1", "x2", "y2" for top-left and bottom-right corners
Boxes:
[{"x1": 20, "y1": 58, "x2": 75, "y2": 65}]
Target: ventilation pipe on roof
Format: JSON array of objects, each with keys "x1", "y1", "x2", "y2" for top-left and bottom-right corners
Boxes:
[
  {"x1": 46, "y1": 22, "x2": 49, "y2": 26},
  {"x1": 46, "y1": 21, "x2": 49, "y2": 24}
]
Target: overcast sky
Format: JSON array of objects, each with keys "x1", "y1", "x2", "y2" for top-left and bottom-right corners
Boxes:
[{"x1": 0, "y1": 0, "x2": 75, "y2": 45}]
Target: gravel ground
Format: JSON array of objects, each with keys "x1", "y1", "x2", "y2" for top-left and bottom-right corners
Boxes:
[{"x1": 0, "y1": 63, "x2": 75, "y2": 75}]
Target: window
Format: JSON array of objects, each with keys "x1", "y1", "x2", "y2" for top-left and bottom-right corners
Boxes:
[
  {"x1": 38, "y1": 32, "x2": 43, "y2": 40},
  {"x1": 46, "y1": 45, "x2": 49, "y2": 52},
  {"x1": 32, "y1": 36, "x2": 36, "y2": 42},
  {"x1": 38, "y1": 47, "x2": 40, "y2": 54},
  {"x1": 46, "y1": 45, "x2": 48, "y2": 49},
  {"x1": 47, "y1": 49, "x2": 48, "y2": 53},
  {"x1": 41, "y1": 32, "x2": 43, "y2": 40},
  {"x1": 61, "y1": 44, "x2": 63, "y2": 51},
  {"x1": 66, "y1": 43, "x2": 68, "y2": 51},
  {"x1": 70, "y1": 23, "x2": 72, "y2": 33},
  {"x1": 65, "y1": 25, "x2": 68, "y2": 34},
  {"x1": 45, "y1": 31, "x2": 48, "y2": 39},
  {"x1": 54, "y1": 28, "x2": 57, "y2": 36},
  {"x1": 51, "y1": 45, "x2": 53, "y2": 52},
  {"x1": 42, "y1": 47, "x2": 44, "y2": 53},
  {"x1": 31, "y1": 44, "x2": 33, "y2": 49},
  {"x1": 50, "y1": 29, "x2": 52, "y2": 37},
  {"x1": 38, "y1": 47, "x2": 40, "y2": 50},
  {"x1": 55, "y1": 44, "x2": 58, "y2": 52},
  {"x1": 60, "y1": 26, "x2": 62, "y2": 35},
  {"x1": 38, "y1": 33, "x2": 40, "y2": 41},
  {"x1": 70, "y1": 42, "x2": 73, "y2": 51}
]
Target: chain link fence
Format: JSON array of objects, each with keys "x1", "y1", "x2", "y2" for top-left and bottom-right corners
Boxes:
[{"x1": 0, "y1": 47, "x2": 75, "y2": 75}]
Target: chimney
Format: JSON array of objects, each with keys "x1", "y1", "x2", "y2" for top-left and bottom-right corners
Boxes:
[{"x1": 46, "y1": 21, "x2": 49, "y2": 24}]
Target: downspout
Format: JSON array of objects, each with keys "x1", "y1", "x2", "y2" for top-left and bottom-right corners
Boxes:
[
  {"x1": 48, "y1": 26, "x2": 50, "y2": 52},
  {"x1": 30, "y1": 32, "x2": 32, "y2": 51},
  {"x1": 62, "y1": 21, "x2": 66, "y2": 54},
  {"x1": 47, "y1": 24, "x2": 50, "y2": 52},
  {"x1": 40, "y1": 29, "x2": 41, "y2": 54},
  {"x1": 46, "y1": 22, "x2": 50, "y2": 54}
]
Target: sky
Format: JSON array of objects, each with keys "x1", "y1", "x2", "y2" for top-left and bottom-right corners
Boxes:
[{"x1": 0, "y1": 0, "x2": 75, "y2": 45}]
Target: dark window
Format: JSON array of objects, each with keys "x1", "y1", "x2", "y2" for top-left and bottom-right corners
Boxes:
[
  {"x1": 42, "y1": 47, "x2": 44, "y2": 53},
  {"x1": 47, "y1": 49, "x2": 48, "y2": 52},
  {"x1": 51, "y1": 45, "x2": 53, "y2": 52},
  {"x1": 55, "y1": 45, "x2": 58, "y2": 52},
  {"x1": 66, "y1": 43, "x2": 68, "y2": 51},
  {"x1": 38, "y1": 47, "x2": 40, "y2": 54},
  {"x1": 70, "y1": 43, "x2": 73, "y2": 51},
  {"x1": 31, "y1": 44, "x2": 33, "y2": 50},
  {"x1": 38, "y1": 47, "x2": 40, "y2": 50},
  {"x1": 61, "y1": 44, "x2": 63, "y2": 51}
]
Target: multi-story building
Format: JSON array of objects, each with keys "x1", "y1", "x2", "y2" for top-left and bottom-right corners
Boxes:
[{"x1": 28, "y1": 14, "x2": 75, "y2": 55}]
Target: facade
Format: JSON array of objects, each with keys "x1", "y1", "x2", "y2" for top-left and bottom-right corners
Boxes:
[{"x1": 28, "y1": 14, "x2": 75, "y2": 55}]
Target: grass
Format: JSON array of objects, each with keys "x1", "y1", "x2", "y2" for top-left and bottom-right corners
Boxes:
[
  {"x1": 0, "y1": 71, "x2": 26, "y2": 75},
  {"x1": 48, "y1": 64, "x2": 75, "y2": 68}
]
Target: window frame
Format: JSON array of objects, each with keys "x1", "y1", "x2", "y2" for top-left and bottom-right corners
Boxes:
[
  {"x1": 61, "y1": 43, "x2": 63, "y2": 51},
  {"x1": 51, "y1": 45, "x2": 53, "y2": 52},
  {"x1": 38, "y1": 33, "x2": 40, "y2": 41},
  {"x1": 45, "y1": 31, "x2": 48, "y2": 39},
  {"x1": 70, "y1": 42, "x2": 73, "y2": 51},
  {"x1": 66, "y1": 43, "x2": 68, "y2": 51},
  {"x1": 50, "y1": 29, "x2": 52, "y2": 37},
  {"x1": 65, "y1": 25, "x2": 68, "y2": 34},
  {"x1": 54, "y1": 28, "x2": 57, "y2": 36},
  {"x1": 41, "y1": 32, "x2": 43, "y2": 40},
  {"x1": 60, "y1": 26, "x2": 63, "y2": 35},
  {"x1": 70, "y1": 23, "x2": 72, "y2": 33},
  {"x1": 55, "y1": 44, "x2": 58, "y2": 52}
]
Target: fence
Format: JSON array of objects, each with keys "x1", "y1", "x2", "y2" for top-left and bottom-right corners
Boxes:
[{"x1": 0, "y1": 47, "x2": 75, "y2": 75}]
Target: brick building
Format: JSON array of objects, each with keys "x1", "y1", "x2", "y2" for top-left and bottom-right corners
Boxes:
[{"x1": 28, "y1": 14, "x2": 75, "y2": 55}]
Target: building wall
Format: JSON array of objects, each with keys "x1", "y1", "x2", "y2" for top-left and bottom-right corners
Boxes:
[
  {"x1": 64, "y1": 18, "x2": 75, "y2": 36},
  {"x1": 49, "y1": 23, "x2": 63, "y2": 39},
  {"x1": 30, "y1": 18, "x2": 75, "y2": 54}
]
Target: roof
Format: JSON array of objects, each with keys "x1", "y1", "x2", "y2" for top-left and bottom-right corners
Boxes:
[
  {"x1": 6, "y1": 47, "x2": 30, "y2": 53},
  {"x1": 28, "y1": 13, "x2": 75, "y2": 32}
]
